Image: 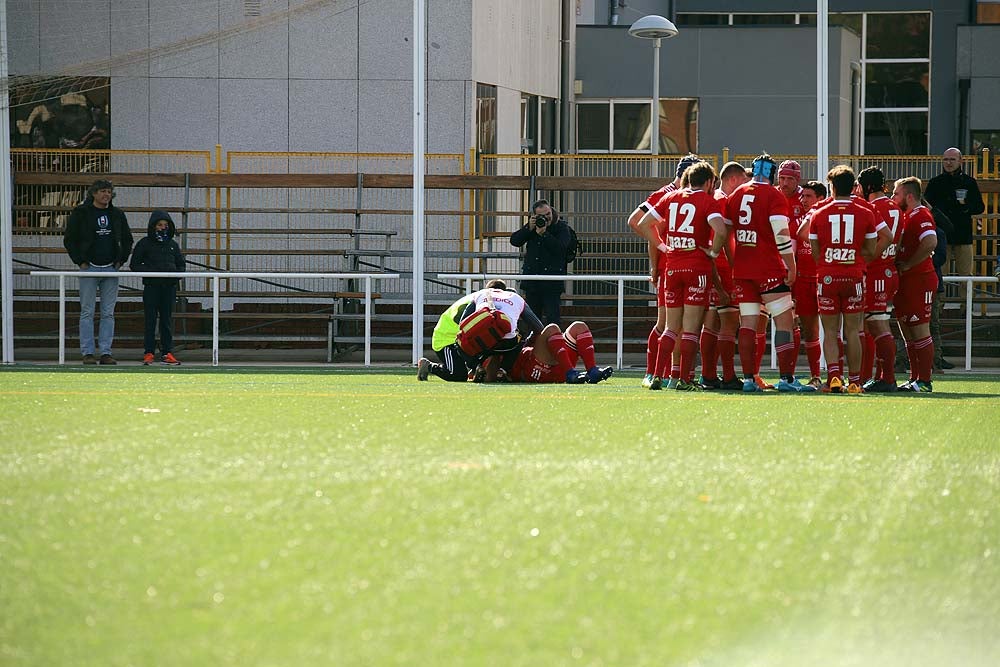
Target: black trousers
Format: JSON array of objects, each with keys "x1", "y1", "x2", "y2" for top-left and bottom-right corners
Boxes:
[
  {"x1": 523, "y1": 285, "x2": 562, "y2": 326},
  {"x1": 143, "y1": 283, "x2": 177, "y2": 354},
  {"x1": 433, "y1": 344, "x2": 474, "y2": 381}
]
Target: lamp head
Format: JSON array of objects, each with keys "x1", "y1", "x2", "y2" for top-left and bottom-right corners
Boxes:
[{"x1": 628, "y1": 15, "x2": 679, "y2": 40}]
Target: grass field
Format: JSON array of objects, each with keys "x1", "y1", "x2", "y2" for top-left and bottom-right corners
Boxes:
[{"x1": 1, "y1": 367, "x2": 999, "y2": 666}]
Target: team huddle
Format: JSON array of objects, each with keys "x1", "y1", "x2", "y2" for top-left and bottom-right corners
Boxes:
[
  {"x1": 631, "y1": 153, "x2": 938, "y2": 394},
  {"x1": 417, "y1": 153, "x2": 939, "y2": 393}
]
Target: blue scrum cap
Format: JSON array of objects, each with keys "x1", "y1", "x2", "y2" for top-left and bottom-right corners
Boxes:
[{"x1": 751, "y1": 154, "x2": 778, "y2": 184}]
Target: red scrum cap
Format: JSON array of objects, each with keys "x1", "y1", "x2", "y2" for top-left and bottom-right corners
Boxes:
[{"x1": 778, "y1": 160, "x2": 802, "y2": 180}]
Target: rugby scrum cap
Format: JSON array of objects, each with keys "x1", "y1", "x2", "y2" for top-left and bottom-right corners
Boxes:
[
  {"x1": 778, "y1": 160, "x2": 802, "y2": 180},
  {"x1": 751, "y1": 154, "x2": 778, "y2": 184},
  {"x1": 676, "y1": 153, "x2": 700, "y2": 179},
  {"x1": 857, "y1": 166, "x2": 885, "y2": 193}
]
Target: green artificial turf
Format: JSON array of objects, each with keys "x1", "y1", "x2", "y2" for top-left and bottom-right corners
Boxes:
[{"x1": 1, "y1": 368, "x2": 999, "y2": 666}]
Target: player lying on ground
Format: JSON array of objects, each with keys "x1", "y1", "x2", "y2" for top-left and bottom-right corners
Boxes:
[{"x1": 479, "y1": 321, "x2": 613, "y2": 384}]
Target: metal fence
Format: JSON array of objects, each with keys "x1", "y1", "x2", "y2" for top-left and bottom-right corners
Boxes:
[{"x1": 10, "y1": 146, "x2": 1000, "y2": 311}]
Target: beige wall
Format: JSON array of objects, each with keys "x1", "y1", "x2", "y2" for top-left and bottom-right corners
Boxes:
[{"x1": 471, "y1": 0, "x2": 561, "y2": 98}]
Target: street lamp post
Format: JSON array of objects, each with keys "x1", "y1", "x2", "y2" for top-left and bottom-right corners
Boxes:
[{"x1": 628, "y1": 15, "x2": 678, "y2": 176}]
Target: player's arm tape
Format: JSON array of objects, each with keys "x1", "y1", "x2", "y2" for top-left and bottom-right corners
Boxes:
[{"x1": 769, "y1": 215, "x2": 793, "y2": 252}]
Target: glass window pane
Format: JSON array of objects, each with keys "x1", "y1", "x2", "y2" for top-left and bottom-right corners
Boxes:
[
  {"x1": 864, "y1": 111, "x2": 927, "y2": 155},
  {"x1": 865, "y1": 63, "x2": 929, "y2": 108},
  {"x1": 829, "y1": 13, "x2": 862, "y2": 36},
  {"x1": 732, "y1": 14, "x2": 795, "y2": 26},
  {"x1": 659, "y1": 98, "x2": 699, "y2": 154},
  {"x1": 866, "y1": 12, "x2": 930, "y2": 59},
  {"x1": 613, "y1": 102, "x2": 650, "y2": 151},
  {"x1": 972, "y1": 130, "x2": 1000, "y2": 154},
  {"x1": 577, "y1": 104, "x2": 610, "y2": 151},
  {"x1": 676, "y1": 14, "x2": 727, "y2": 26},
  {"x1": 539, "y1": 98, "x2": 556, "y2": 153}
]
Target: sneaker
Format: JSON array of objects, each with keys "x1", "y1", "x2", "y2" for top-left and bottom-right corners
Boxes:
[
  {"x1": 939, "y1": 358, "x2": 955, "y2": 370},
  {"x1": 862, "y1": 378, "x2": 877, "y2": 391},
  {"x1": 586, "y1": 366, "x2": 614, "y2": 384},
  {"x1": 866, "y1": 379, "x2": 898, "y2": 393},
  {"x1": 898, "y1": 379, "x2": 915, "y2": 391},
  {"x1": 143, "y1": 353, "x2": 154, "y2": 365},
  {"x1": 565, "y1": 369, "x2": 586, "y2": 384},
  {"x1": 641, "y1": 374, "x2": 654, "y2": 388},
  {"x1": 846, "y1": 382, "x2": 864, "y2": 395},
  {"x1": 417, "y1": 357, "x2": 432, "y2": 381},
  {"x1": 82, "y1": 354, "x2": 97, "y2": 365},
  {"x1": 699, "y1": 375, "x2": 721, "y2": 390},
  {"x1": 908, "y1": 380, "x2": 933, "y2": 393},
  {"x1": 664, "y1": 378, "x2": 679, "y2": 390},
  {"x1": 161, "y1": 352, "x2": 181, "y2": 366},
  {"x1": 675, "y1": 379, "x2": 703, "y2": 392},
  {"x1": 754, "y1": 375, "x2": 774, "y2": 390},
  {"x1": 649, "y1": 376, "x2": 663, "y2": 391},
  {"x1": 720, "y1": 377, "x2": 745, "y2": 391},
  {"x1": 98, "y1": 354, "x2": 117, "y2": 365},
  {"x1": 822, "y1": 376, "x2": 844, "y2": 394},
  {"x1": 776, "y1": 378, "x2": 817, "y2": 393},
  {"x1": 742, "y1": 378, "x2": 761, "y2": 393},
  {"x1": 807, "y1": 376, "x2": 824, "y2": 390}
]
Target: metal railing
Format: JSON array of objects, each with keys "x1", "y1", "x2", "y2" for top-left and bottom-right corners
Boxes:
[
  {"x1": 28, "y1": 271, "x2": 397, "y2": 367},
  {"x1": 943, "y1": 276, "x2": 1000, "y2": 370}
]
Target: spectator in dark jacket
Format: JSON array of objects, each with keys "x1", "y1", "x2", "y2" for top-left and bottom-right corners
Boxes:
[
  {"x1": 130, "y1": 210, "x2": 185, "y2": 365},
  {"x1": 63, "y1": 179, "x2": 133, "y2": 365},
  {"x1": 509, "y1": 199, "x2": 571, "y2": 326},
  {"x1": 924, "y1": 148, "x2": 985, "y2": 301}
]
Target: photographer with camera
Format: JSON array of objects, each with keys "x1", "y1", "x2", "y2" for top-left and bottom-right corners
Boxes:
[{"x1": 510, "y1": 199, "x2": 572, "y2": 326}]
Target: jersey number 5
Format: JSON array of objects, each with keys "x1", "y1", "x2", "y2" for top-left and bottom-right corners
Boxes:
[{"x1": 738, "y1": 194, "x2": 755, "y2": 225}]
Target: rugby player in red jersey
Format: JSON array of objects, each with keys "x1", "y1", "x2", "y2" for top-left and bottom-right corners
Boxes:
[
  {"x1": 488, "y1": 321, "x2": 613, "y2": 384},
  {"x1": 777, "y1": 159, "x2": 825, "y2": 390},
  {"x1": 627, "y1": 154, "x2": 701, "y2": 388},
  {"x1": 636, "y1": 161, "x2": 728, "y2": 391},
  {"x1": 855, "y1": 167, "x2": 905, "y2": 392},
  {"x1": 699, "y1": 161, "x2": 745, "y2": 390},
  {"x1": 724, "y1": 154, "x2": 815, "y2": 392},
  {"x1": 808, "y1": 166, "x2": 881, "y2": 394},
  {"x1": 892, "y1": 176, "x2": 938, "y2": 392},
  {"x1": 796, "y1": 179, "x2": 829, "y2": 386}
]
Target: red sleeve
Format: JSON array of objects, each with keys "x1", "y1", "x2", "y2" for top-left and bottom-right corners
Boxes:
[{"x1": 769, "y1": 189, "x2": 790, "y2": 219}]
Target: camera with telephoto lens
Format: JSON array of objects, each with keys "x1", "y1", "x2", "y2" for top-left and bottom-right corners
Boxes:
[{"x1": 534, "y1": 214, "x2": 548, "y2": 228}]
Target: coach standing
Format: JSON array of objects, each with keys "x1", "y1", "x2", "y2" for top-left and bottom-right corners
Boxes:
[
  {"x1": 63, "y1": 179, "x2": 134, "y2": 365},
  {"x1": 510, "y1": 198, "x2": 571, "y2": 326},
  {"x1": 925, "y1": 148, "x2": 985, "y2": 303}
]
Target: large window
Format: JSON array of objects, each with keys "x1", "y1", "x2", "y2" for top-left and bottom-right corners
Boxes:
[
  {"x1": 476, "y1": 83, "x2": 497, "y2": 156},
  {"x1": 861, "y1": 12, "x2": 930, "y2": 154},
  {"x1": 577, "y1": 98, "x2": 698, "y2": 154}
]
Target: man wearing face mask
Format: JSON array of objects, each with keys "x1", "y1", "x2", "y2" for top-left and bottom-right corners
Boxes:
[
  {"x1": 129, "y1": 210, "x2": 186, "y2": 365},
  {"x1": 509, "y1": 198, "x2": 572, "y2": 326},
  {"x1": 63, "y1": 179, "x2": 134, "y2": 365}
]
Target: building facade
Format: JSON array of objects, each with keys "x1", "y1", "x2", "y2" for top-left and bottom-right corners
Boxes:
[
  {"x1": 6, "y1": 0, "x2": 999, "y2": 161},
  {"x1": 574, "y1": 0, "x2": 1000, "y2": 159},
  {"x1": 7, "y1": 0, "x2": 564, "y2": 158}
]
